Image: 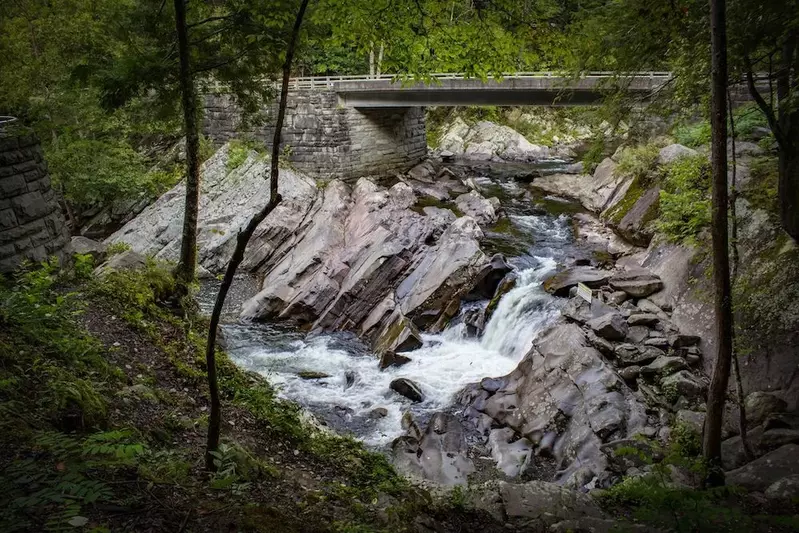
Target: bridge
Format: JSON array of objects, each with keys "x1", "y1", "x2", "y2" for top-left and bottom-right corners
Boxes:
[
  {"x1": 291, "y1": 72, "x2": 672, "y2": 107},
  {"x1": 203, "y1": 72, "x2": 672, "y2": 180}
]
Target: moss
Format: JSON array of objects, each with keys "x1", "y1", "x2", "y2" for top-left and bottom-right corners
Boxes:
[
  {"x1": 742, "y1": 156, "x2": 779, "y2": 216},
  {"x1": 605, "y1": 176, "x2": 645, "y2": 226},
  {"x1": 410, "y1": 196, "x2": 463, "y2": 217}
]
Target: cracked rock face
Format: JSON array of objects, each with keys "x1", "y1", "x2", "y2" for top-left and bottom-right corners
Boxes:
[
  {"x1": 463, "y1": 322, "x2": 648, "y2": 486},
  {"x1": 109, "y1": 145, "x2": 488, "y2": 352}
]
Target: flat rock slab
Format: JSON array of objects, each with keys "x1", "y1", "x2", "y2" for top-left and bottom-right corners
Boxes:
[
  {"x1": 726, "y1": 444, "x2": 799, "y2": 492},
  {"x1": 609, "y1": 270, "x2": 664, "y2": 298},
  {"x1": 543, "y1": 266, "x2": 611, "y2": 297}
]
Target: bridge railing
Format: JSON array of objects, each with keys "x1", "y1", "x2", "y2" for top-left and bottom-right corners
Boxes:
[{"x1": 287, "y1": 71, "x2": 673, "y2": 90}]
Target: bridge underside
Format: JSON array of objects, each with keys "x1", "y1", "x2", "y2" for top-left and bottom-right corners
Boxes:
[
  {"x1": 332, "y1": 76, "x2": 665, "y2": 108},
  {"x1": 338, "y1": 89, "x2": 613, "y2": 107}
]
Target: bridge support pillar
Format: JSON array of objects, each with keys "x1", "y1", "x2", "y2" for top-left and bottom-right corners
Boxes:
[{"x1": 203, "y1": 92, "x2": 426, "y2": 180}]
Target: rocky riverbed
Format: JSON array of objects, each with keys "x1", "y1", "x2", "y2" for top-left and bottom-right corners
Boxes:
[{"x1": 105, "y1": 134, "x2": 799, "y2": 501}]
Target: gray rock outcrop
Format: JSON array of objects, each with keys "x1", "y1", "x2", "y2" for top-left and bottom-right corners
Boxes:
[{"x1": 109, "y1": 144, "x2": 489, "y2": 354}]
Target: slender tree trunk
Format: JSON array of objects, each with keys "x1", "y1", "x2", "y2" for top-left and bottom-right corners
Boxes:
[
  {"x1": 727, "y1": 94, "x2": 753, "y2": 461},
  {"x1": 204, "y1": 0, "x2": 311, "y2": 471},
  {"x1": 369, "y1": 43, "x2": 375, "y2": 78},
  {"x1": 703, "y1": 0, "x2": 733, "y2": 485},
  {"x1": 778, "y1": 144, "x2": 799, "y2": 240},
  {"x1": 174, "y1": 0, "x2": 201, "y2": 290},
  {"x1": 377, "y1": 42, "x2": 384, "y2": 76}
]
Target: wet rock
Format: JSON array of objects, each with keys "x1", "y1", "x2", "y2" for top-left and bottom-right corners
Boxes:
[
  {"x1": 455, "y1": 190, "x2": 497, "y2": 225},
  {"x1": 466, "y1": 253, "x2": 513, "y2": 300},
  {"x1": 480, "y1": 377, "x2": 506, "y2": 393},
  {"x1": 658, "y1": 144, "x2": 698, "y2": 165},
  {"x1": 765, "y1": 475, "x2": 799, "y2": 500},
  {"x1": 71, "y1": 236, "x2": 108, "y2": 263},
  {"x1": 344, "y1": 370, "x2": 356, "y2": 389},
  {"x1": 543, "y1": 266, "x2": 611, "y2": 297},
  {"x1": 641, "y1": 356, "x2": 689, "y2": 378},
  {"x1": 618, "y1": 366, "x2": 641, "y2": 382},
  {"x1": 668, "y1": 334, "x2": 701, "y2": 348},
  {"x1": 608, "y1": 270, "x2": 664, "y2": 298},
  {"x1": 745, "y1": 392, "x2": 788, "y2": 427},
  {"x1": 588, "y1": 313, "x2": 629, "y2": 341},
  {"x1": 615, "y1": 344, "x2": 662, "y2": 367},
  {"x1": 643, "y1": 337, "x2": 669, "y2": 349},
  {"x1": 485, "y1": 273, "x2": 517, "y2": 323},
  {"x1": 297, "y1": 371, "x2": 331, "y2": 380},
  {"x1": 627, "y1": 313, "x2": 659, "y2": 326},
  {"x1": 368, "y1": 407, "x2": 389, "y2": 419},
  {"x1": 660, "y1": 371, "x2": 707, "y2": 400},
  {"x1": 676, "y1": 410, "x2": 706, "y2": 434},
  {"x1": 373, "y1": 310, "x2": 423, "y2": 358},
  {"x1": 587, "y1": 330, "x2": 615, "y2": 356},
  {"x1": 379, "y1": 351, "x2": 412, "y2": 370},
  {"x1": 392, "y1": 412, "x2": 474, "y2": 485},
  {"x1": 475, "y1": 323, "x2": 648, "y2": 485},
  {"x1": 725, "y1": 444, "x2": 799, "y2": 491},
  {"x1": 562, "y1": 297, "x2": 592, "y2": 325},
  {"x1": 626, "y1": 325, "x2": 650, "y2": 344},
  {"x1": 488, "y1": 428, "x2": 533, "y2": 478},
  {"x1": 608, "y1": 290, "x2": 628, "y2": 305},
  {"x1": 390, "y1": 378, "x2": 424, "y2": 403}
]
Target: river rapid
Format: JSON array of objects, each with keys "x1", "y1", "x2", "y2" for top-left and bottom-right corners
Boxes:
[{"x1": 199, "y1": 160, "x2": 593, "y2": 450}]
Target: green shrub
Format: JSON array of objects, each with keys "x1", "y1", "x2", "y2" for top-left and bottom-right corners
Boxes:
[
  {"x1": 656, "y1": 155, "x2": 711, "y2": 244},
  {"x1": 732, "y1": 103, "x2": 769, "y2": 139},
  {"x1": 617, "y1": 143, "x2": 660, "y2": 183},
  {"x1": 743, "y1": 156, "x2": 779, "y2": 215},
  {"x1": 673, "y1": 121, "x2": 712, "y2": 148},
  {"x1": 581, "y1": 134, "x2": 606, "y2": 173}
]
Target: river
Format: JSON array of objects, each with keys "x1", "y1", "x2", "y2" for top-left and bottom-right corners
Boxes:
[{"x1": 198, "y1": 160, "x2": 591, "y2": 449}]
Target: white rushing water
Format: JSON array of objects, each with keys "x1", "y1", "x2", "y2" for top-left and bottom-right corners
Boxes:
[{"x1": 225, "y1": 210, "x2": 573, "y2": 446}]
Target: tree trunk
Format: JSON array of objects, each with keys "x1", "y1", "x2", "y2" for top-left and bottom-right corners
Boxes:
[
  {"x1": 369, "y1": 43, "x2": 375, "y2": 78},
  {"x1": 204, "y1": 0, "x2": 311, "y2": 472},
  {"x1": 779, "y1": 144, "x2": 799, "y2": 240},
  {"x1": 703, "y1": 0, "x2": 733, "y2": 485},
  {"x1": 174, "y1": 0, "x2": 201, "y2": 289}
]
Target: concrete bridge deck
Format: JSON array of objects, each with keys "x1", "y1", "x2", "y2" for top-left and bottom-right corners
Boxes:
[{"x1": 288, "y1": 72, "x2": 673, "y2": 107}]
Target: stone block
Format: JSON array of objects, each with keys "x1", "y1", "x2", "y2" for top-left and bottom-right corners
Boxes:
[
  {"x1": 0, "y1": 174, "x2": 27, "y2": 196},
  {"x1": 12, "y1": 192, "x2": 50, "y2": 223},
  {"x1": 0, "y1": 208, "x2": 17, "y2": 229}
]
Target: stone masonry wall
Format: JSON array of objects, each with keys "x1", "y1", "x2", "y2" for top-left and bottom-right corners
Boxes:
[
  {"x1": 202, "y1": 91, "x2": 426, "y2": 180},
  {"x1": 0, "y1": 129, "x2": 71, "y2": 273}
]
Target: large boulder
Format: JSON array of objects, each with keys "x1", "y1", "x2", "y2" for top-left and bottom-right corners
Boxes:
[
  {"x1": 614, "y1": 186, "x2": 660, "y2": 247},
  {"x1": 465, "y1": 253, "x2": 513, "y2": 301},
  {"x1": 468, "y1": 323, "x2": 648, "y2": 484},
  {"x1": 454, "y1": 191, "x2": 498, "y2": 225},
  {"x1": 390, "y1": 378, "x2": 425, "y2": 403},
  {"x1": 71, "y1": 236, "x2": 108, "y2": 264},
  {"x1": 439, "y1": 119, "x2": 550, "y2": 162},
  {"x1": 588, "y1": 313, "x2": 629, "y2": 341},
  {"x1": 725, "y1": 444, "x2": 799, "y2": 491},
  {"x1": 657, "y1": 144, "x2": 699, "y2": 165},
  {"x1": 745, "y1": 392, "x2": 788, "y2": 428},
  {"x1": 543, "y1": 266, "x2": 611, "y2": 297},
  {"x1": 392, "y1": 412, "x2": 474, "y2": 485},
  {"x1": 373, "y1": 309, "x2": 423, "y2": 358},
  {"x1": 609, "y1": 270, "x2": 664, "y2": 298},
  {"x1": 93, "y1": 250, "x2": 147, "y2": 277}
]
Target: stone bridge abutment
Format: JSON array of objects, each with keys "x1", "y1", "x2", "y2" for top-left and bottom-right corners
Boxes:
[{"x1": 202, "y1": 91, "x2": 427, "y2": 180}]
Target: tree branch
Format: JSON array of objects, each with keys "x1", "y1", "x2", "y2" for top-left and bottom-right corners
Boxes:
[{"x1": 744, "y1": 55, "x2": 787, "y2": 147}]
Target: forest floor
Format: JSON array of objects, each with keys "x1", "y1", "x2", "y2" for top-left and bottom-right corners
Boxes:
[{"x1": 0, "y1": 259, "x2": 506, "y2": 533}]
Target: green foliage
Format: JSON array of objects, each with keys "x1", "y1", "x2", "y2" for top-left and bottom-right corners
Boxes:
[
  {"x1": 743, "y1": 156, "x2": 779, "y2": 215},
  {"x1": 616, "y1": 143, "x2": 660, "y2": 183},
  {"x1": 656, "y1": 155, "x2": 711, "y2": 244},
  {"x1": 581, "y1": 134, "x2": 607, "y2": 173},
  {"x1": 673, "y1": 121, "x2": 712, "y2": 148},
  {"x1": 106, "y1": 241, "x2": 132, "y2": 256},
  {"x1": 1, "y1": 430, "x2": 146, "y2": 532},
  {"x1": 0, "y1": 261, "x2": 117, "y2": 430},
  {"x1": 48, "y1": 139, "x2": 180, "y2": 213}
]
